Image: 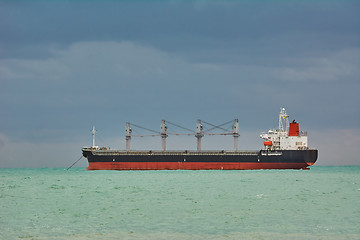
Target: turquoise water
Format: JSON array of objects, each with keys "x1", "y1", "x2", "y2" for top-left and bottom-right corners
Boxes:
[{"x1": 0, "y1": 167, "x2": 359, "y2": 239}]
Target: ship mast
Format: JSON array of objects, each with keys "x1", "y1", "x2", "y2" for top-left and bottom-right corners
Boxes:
[
  {"x1": 92, "y1": 126, "x2": 96, "y2": 147},
  {"x1": 279, "y1": 107, "x2": 289, "y2": 132}
]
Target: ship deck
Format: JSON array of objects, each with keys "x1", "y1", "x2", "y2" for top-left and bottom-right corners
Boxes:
[{"x1": 83, "y1": 149, "x2": 260, "y2": 156}]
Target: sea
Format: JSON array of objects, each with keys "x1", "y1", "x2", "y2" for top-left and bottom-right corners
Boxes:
[{"x1": 0, "y1": 166, "x2": 359, "y2": 240}]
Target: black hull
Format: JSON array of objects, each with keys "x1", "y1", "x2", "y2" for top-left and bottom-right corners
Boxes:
[{"x1": 82, "y1": 149, "x2": 318, "y2": 170}]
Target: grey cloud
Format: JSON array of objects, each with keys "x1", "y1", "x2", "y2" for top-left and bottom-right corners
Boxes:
[
  {"x1": 1, "y1": 41, "x2": 358, "y2": 140},
  {"x1": 1, "y1": 1, "x2": 359, "y2": 62}
]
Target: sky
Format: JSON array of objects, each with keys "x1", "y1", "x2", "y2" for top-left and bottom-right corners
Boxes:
[{"x1": 0, "y1": 0, "x2": 359, "y2": 167}]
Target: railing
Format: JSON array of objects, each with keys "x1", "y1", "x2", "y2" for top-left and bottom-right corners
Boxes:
[{"x1": 299, "y1": 131, "x2": 307, "y2": 136}]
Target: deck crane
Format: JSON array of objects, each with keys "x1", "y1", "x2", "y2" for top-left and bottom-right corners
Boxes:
[{"x1": 125, "y1": 119, "x2": 240, "y2": 151}]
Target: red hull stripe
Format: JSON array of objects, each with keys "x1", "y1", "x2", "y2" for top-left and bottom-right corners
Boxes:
[{"x1": 87, "y1": 162, "x2": 310, "y2": 170}]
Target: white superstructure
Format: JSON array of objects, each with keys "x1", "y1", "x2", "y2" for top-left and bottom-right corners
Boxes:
[{"x1": 260, "y1": 108, "x2": 308, "y2": 150}]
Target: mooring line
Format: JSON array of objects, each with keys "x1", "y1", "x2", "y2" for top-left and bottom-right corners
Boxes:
[{"x1": 66, "y1": 156, "x2": 83, "y2": 170}]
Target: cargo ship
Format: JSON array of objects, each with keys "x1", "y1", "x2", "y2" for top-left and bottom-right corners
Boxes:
[{"x1": 82, "y1": 108, "x2": 318, "y2": 170}]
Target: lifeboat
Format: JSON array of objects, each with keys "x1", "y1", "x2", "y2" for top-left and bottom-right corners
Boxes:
[{"x1": 264, "y1": 141, "x2": 273, "y2": 146}]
